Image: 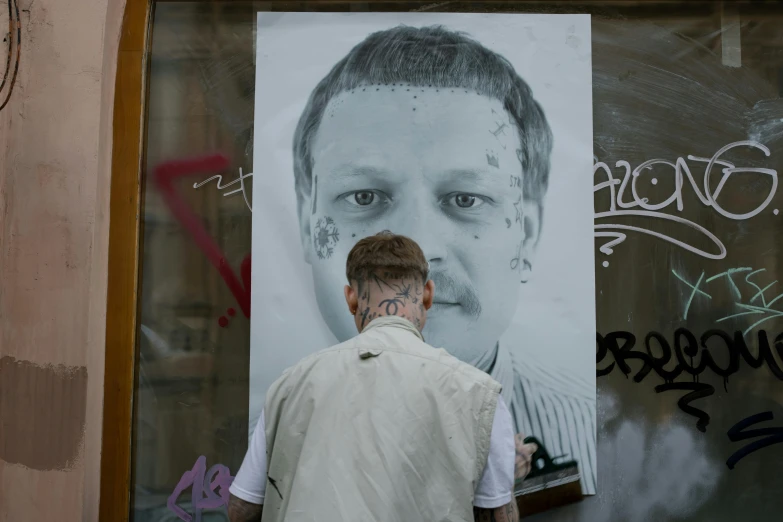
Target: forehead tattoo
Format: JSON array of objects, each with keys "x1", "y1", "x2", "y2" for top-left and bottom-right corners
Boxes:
[
  {"x1": 486, "y1": 149, "x2": 500, "y2": 169},
  {"x1": 326, "y1": 84, "x2": 504, "y2": 117}
]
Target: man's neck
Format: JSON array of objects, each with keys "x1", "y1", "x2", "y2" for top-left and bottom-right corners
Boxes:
[
  {"x1": 356, "y1": 273, "x2": 426, "y2": 331},
  {"x1": 359, "y1": 307, "x2": 423, "y2": 331}
]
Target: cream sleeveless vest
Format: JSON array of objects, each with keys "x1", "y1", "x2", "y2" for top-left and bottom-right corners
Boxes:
[{"x1": 261, "y1": 316, "x2": 502, "y2": 522}]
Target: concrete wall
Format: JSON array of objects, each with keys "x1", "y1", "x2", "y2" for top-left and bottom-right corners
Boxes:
[{"x1": 0, "y1": 0, "x2": 126, "y2": 519}]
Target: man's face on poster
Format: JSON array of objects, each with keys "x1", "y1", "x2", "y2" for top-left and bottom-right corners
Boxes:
[{"x1": 297, "y1": 86, "x2": 542, "y2": 363}]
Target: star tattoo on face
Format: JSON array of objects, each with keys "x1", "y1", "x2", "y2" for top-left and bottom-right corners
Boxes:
[
  {"x1": 313, "y1": 216, "x2": 339, "y2": 260},
  {"x1": 513, "y1": 194, "x2": 523, "y2": 226}
]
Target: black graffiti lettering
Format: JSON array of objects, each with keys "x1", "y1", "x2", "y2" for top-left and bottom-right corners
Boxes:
[
  {"x1": 644, "y1": 331, "x2": 682, "y2": 383},
  {"x1": 599, "y1": 328, "x2": 783, "y2": 385},
  {"x1": 604, "y1": 331, "x2": 654, "y2": 382},
  {"x1": 598, "y1": 327, "x2": 783, "y2": 430},
  {"x1": 655, "y1": 382, "x2": 714, "y2": 432},
  {"x1": 726, "y1": 411, "x2": 783, "y2": 470},
  {"x1": 736, "y1": 331, "x2": 783, "y2": 380},
  {"x1": 700, "y1": 329, "x2": 738, "y2": 389},
  {"x1": 596, "y1": 332, "x2": 614, "y2": 377},
  {"x1": 673, "y1": 328, "x2": 707, "y2": 380}
]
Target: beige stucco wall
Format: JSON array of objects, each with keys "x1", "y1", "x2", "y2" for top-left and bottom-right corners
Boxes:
[{"x1": 0, "y1": 0, "x2": 126, "y2": 519}]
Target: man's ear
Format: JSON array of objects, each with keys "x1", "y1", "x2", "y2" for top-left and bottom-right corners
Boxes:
[
  {"x1": 344, "y1": 284, "x2": 358, "y2": 315},
  {"x1": 520, "y1": 199, "x2": 543, "y2": 283},
  {"x1": 298, "y1": 191, "x2": 314, "y2": 265},
  {"x1": 422, "y1": 280, "x2": 435, "y2": 310}
]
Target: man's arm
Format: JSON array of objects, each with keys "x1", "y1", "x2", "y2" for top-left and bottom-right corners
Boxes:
[
  {"x1": 473, "y1": 501, "x2": 519, "y2": 522},
  {"x1": 228, "y1": 410, "x2": 268, "y2": 521},
  {"x1": 228, "y1": 494, "x2": 263, "y2": 522},
  {"x1": 474, "y1": 400, "x2": 520, "y2": 521}
]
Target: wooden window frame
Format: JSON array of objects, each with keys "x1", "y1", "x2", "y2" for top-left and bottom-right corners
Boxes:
[{"x1": 99, "y1": 0, "x2": 152, "y2": 519}]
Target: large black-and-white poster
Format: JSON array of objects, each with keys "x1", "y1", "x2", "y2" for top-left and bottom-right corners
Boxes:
[{"x1": 250, "y1": 12, "x2": 596, "y2": 495}]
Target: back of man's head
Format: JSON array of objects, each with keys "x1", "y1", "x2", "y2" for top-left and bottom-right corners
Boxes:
[{"x1": 343, "y1": 231, "x2": 434, "y2": 331}]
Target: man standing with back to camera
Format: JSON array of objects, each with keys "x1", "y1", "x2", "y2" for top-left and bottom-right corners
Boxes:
[
  {"x1": 228, "y1": 232, "x2": 527, "y2": 522},
  {"x1": 290, "y1": 24, "x2": 595, "y2": 493}
]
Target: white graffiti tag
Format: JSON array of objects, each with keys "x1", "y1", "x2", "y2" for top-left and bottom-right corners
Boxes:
[
  {"x1": 193, "y1": 167, "x2": 253, "y2": 212},
  {"x1": 594, "y1": 141, "x2": 778, "y2": 261}
]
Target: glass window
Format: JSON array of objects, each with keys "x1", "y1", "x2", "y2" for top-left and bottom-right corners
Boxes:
[
  {"x1": 130, "y1": 2, "x2": 783, "y2": 521},
  {"x1": 133, "y1": 3, "x2": 256, "y2": 520}
]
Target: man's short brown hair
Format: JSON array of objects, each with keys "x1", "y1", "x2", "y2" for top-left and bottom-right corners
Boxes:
[{"x1": 346, "y1": 231, "x2": 429, "y2": 284}]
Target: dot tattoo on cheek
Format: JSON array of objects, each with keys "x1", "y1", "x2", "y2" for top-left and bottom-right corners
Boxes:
[{"x1": 313, "y1": 216, "x2": 340, "y2": 260}]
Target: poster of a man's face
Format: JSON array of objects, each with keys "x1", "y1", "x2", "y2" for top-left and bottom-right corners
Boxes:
[{"x1": 251, "y1": 12, "x2": 596, "y2": 495}]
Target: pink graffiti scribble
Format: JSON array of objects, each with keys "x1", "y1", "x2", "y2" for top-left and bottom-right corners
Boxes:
[
  {"x1": 167, "y1": 455, "x2": 234, "y2": 522},
  {"x1": 154, "y1": 155, "x2": 251, "y2": 318}
]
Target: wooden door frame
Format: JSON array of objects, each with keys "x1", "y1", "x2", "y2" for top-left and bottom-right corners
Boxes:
[{"x1": 98, "y1": 0, "x2": 152, "y2": 519}]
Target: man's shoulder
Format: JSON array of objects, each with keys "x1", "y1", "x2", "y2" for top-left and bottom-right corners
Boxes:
[
  {"x1": 356, "y1": 329, "x2": 501, "y2": 392},
  {"x1": 266, "y1": 339, "x2": 357, "y2": 392},
  {"x1": 285, "y1": 338, "x2": 357, "y2": 373},
  {"x1": 418, "y1": 341, "x2": 502, "y2": 392}
]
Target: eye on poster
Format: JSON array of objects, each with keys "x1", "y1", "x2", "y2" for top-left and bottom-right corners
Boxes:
[{"x1": 250, "y1": 12, "x2": 596, "y2": 495}]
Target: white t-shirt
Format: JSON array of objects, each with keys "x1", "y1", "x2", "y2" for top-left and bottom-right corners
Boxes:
[{"x1": 229, "y1": 399, "x2": 515, "y2": 509}]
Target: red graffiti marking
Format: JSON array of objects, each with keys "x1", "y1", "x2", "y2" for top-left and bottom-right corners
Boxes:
[
  {"x1": 218, "y1": 307, "x2": 238, "y2": 328},
  {"x1": 167, "y1": 455, "x2": 234, "y2": 521},
  {"x1": 154, "y1": 155, "x2": 251, "y2": 318}
]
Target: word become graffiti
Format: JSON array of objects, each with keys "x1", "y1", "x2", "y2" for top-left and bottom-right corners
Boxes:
[
  {"x1": 167, "y1": 456, "x2": 234, "y2": 522},
  {"x1": 155, "y1": 155, "x2": 251, "y2": 318},
  {"x1": 673, "y1": 266, "x2": 783, "y2": 335},
  {"x1": 597, "y1": 328, "x2": 783, "y2": 432},
  {"x1": 726, "y1": 411, "x2": 783, "y2": 470},
  {"x1": 594, "y1": 140, "x2": 777, "y2": 262},
  {"x1": 193, "y1": 167, "x2": 253, "y2": 212}
]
